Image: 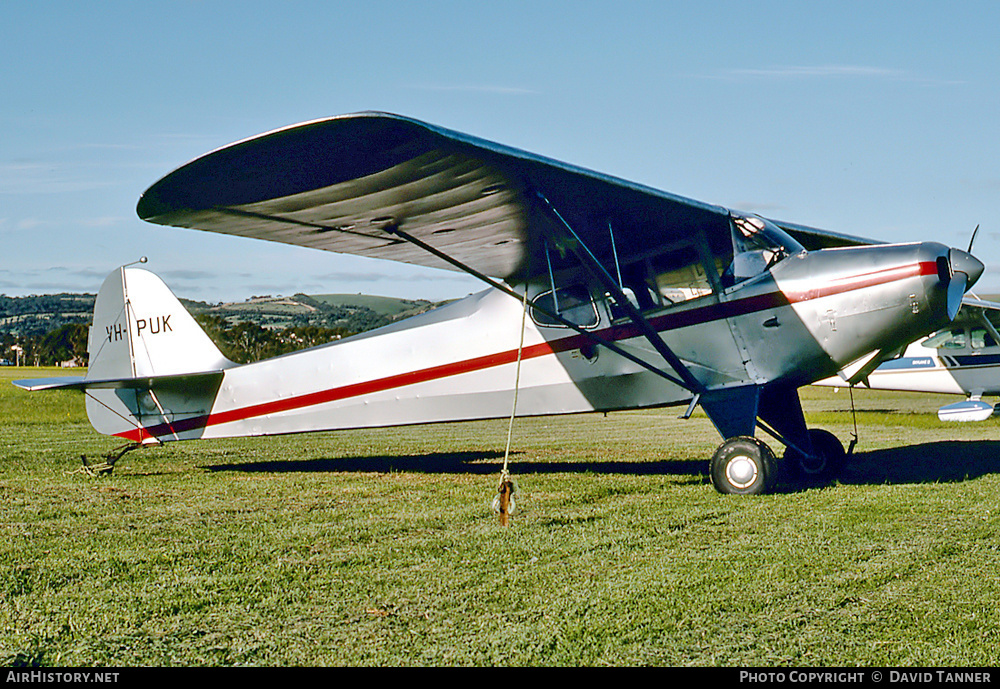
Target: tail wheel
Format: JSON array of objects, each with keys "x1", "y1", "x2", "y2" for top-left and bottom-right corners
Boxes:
[
  {"x1": 785, "y1": 428, "x2": 846, "y2": 481},
  {"x1": 710, "y1": 436, "x2": 778, "y2": 495}
]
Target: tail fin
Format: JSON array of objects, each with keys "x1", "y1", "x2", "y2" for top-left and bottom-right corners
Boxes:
[
  {"x1": 88, "y1": 267, "x2": 231, "y2": 379},
  {"x1": 81, "y1": 267, "x2": 233, "y2": 441},
  {"x1": 15, "y1": 267, "x2": 232, "y2": 443}
]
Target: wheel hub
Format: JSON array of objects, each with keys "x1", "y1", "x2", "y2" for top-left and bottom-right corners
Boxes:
[{"x1": 725, "y1": 454, "x2": 759, "y2": 489}]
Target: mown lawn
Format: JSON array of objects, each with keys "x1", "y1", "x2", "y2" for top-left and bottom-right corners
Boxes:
[{"x1": 2, "y1": 368, "x2": 999, "y2": 666}]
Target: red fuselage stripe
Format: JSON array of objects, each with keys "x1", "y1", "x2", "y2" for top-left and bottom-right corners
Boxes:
[{"x1": 118, "y1": 260, "x2": 939, "y2": 441}]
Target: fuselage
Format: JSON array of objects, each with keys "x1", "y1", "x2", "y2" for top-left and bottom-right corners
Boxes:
[{"x1": 106, "y1": 241, "x2": 963, "y2": 444}]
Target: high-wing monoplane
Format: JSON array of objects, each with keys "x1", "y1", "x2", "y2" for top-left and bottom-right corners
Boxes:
[
  {"x1": 816, "y1": 298, "x2": 1000, "y2": 422},
  {"x1": 14, "y1": 112, "x2": 985, "y2": 494}
]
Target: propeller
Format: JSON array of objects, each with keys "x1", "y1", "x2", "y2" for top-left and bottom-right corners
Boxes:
[
  {"x1": 947, "y1": 269, "x2": 968, "y2": 321},
  {"x1": 968, "y1": 224, "x2": 980, "y2": 253},
  {"x1": 945, "y1": 246, "x2": 985, "y2": 321}
]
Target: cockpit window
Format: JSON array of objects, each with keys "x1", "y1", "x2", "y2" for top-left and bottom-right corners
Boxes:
[
  {"x1": 602, "y1": 213, "x2": 804, "y2": 322},
  {"x1": 923, "y1": 328, "x2": 967, "y2": 351},
  {"x1": 722, "y1": 214, "x2": 805, "y2": 287},
  {"x1": 611, "y1": 241, "x2": 718, "y2": 319},
  {"x1": 531, "y1": 285, "x2": 600, "y2": 329},
  {"x1": 971, "y1": 328, "x2": 998, "y2": 349}
]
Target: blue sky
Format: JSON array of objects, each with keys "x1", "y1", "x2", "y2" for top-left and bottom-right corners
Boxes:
[{"x1": 3, "y1": 1, "x2": 999, "y2": 303}]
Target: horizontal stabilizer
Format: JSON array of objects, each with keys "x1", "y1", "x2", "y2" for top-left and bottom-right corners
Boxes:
[
  {"x1": 13, "y1": 376, "x2": 87, "y2": 392},
  {"x1": 14, "y1": 370, "x2": 225, "y2": 392}
]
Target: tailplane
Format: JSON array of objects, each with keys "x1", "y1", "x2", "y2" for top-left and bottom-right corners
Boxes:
[{"x1": 15, "y1": 267, "x2": 233, "y2": 442}]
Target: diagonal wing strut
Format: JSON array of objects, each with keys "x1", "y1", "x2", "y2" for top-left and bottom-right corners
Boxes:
[
  {"x1": 211, "y1": 207, "x2": 696, "y2": 391},
  {"x1": 531, "y1": 191, "x2": 707, "y2": 396}
]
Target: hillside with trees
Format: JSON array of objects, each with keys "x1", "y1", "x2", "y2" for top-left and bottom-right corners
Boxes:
[{"x1": 1, "y1": 292, "x2": 445, "y2": 366}]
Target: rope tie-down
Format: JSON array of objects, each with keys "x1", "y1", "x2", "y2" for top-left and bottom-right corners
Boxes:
[{"x1": 492, "y1": 287, "x2": 528, "y2": 526}]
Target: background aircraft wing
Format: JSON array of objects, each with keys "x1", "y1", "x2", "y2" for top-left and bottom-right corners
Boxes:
[
  {"x1": 137, "y1": 112, "x2": 871, "y2": 280},
  {"x1": 960, "y1": 296, "x2": 1000, "y2": 312}
]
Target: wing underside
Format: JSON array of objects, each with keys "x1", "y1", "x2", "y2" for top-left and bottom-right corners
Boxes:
[
  {"x1": 138, "y1": 112, "x2": 877, "y2": 280},
  {"x1": 138, "y1": 113, "x2": 743, "y2": 280}
]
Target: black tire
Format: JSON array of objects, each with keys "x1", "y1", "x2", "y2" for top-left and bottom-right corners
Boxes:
[
  {"x1": 710, "y1": 436, "x2": 778, "y2": 495},
  {"x1": 785, "y1": 428, "x2": 846, "y2": 481}
]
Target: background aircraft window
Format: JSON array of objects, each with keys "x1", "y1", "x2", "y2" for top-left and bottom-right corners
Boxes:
[
  {"x1": 985, "y1": 310, "x2": 1000, "y2": 330},
  {"x1": 923, "y1": 328, "x2": 968, "y2": 351},
  {"x1": 971, "y1": 328, "x2": 998, "y2": 349},
  {"x1": 530, "y1": 285, "x2": 599, "y2": 329}
]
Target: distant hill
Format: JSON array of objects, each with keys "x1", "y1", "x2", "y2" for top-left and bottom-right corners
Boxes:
[
  {"x1": 0, "y1": 293, "x2": 95, "y2": 340},
  {"x1": 1, "y1": 291, "x2": 449, "y2": 340},
  {"x1": 186, "y1": 293, "x2": 444, "y2": 333},
  {"x1": 309, "y1": 294, "x2": 439, "y2": 318}
]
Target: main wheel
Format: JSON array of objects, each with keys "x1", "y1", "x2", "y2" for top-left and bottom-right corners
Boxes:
[
  {"x1": 710, "y1": 436, "x2": 779, "y2": 495},
  {"x1": 784, "y1": 428, "x2": 846, "y2": 481}
]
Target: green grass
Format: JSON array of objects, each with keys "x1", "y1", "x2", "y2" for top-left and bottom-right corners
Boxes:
[{"x1": 2, "y1": 369, "x2": 1000, "y2": 666}]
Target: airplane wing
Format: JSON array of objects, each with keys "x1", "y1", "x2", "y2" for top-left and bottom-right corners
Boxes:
[
  {"x1": 961, "y1": 296, "x2": 1000, "y2": 312},
  {"x1": 772, "y1": 220, "x2": 881, "y2": 250},
  {"x1": 137, "y1": 112, "x2": 870, "y2": 281}
]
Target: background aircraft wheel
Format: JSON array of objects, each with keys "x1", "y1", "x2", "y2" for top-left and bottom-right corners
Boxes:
[
  {"x1": 785, "y1": 428, "x2": 845, "y2": 481},
  {"x1": 710, "y1": 436, "x2": 778, "y2": 495}
]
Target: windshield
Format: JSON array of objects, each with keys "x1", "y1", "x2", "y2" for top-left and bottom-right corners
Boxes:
[{"x1": 723, "y1": 214, "x2": 805, "y2": 286}]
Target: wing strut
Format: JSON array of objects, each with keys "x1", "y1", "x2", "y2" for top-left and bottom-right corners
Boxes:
[
  {"x1": 210, "y1": 207, "x2": 694, "y2": 390},
  {"x1": 380, "y1": 221, "x2": 695, "y2": 391},
  {"x1": 532, "y1": 191, "x2": 707, "y2": 396}
]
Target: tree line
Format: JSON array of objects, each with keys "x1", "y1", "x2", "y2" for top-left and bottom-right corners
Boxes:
[
  {"x1": 2, "y1": 318, "x2": 355, "y2": 367},
  {"x1": 1, "y1": 291, "x2": 442, "y2": 367},
  {"x1": 2, "y1": 324, "x2": 89, "y2": 367},
  {"x1": 193, "y1": 315, "x2": 352, "y2": 364}
]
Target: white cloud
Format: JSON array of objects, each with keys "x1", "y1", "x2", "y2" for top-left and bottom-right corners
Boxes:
[
  {"x1": 701, "y1": 65, "x2": 963, "y2": 86},
  {"x1": 0, "y1": 161, "x2": 116, "y2": 195},
  {"x1": 406, "y1": 83, "x2": 538, "y2": 95},
  {"x1": 16, "y1": 217, "x2": 45, "y2": 231},
  {"x1": 81, "y1": 216, "x2": 127, "y2": 228},
  {"x1": 727, "y1": 65, "x2": 906, "y2": 79}
]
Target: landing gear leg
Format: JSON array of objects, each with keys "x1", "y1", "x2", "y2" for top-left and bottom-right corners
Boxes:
[{"x1": 759, "y1": 384, "x2": 846, "y2": 485}]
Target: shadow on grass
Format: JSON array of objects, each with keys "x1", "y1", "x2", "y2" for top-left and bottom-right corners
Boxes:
[
  {"x1": 203, "y1": 440, "x2": 1000, "y2": 489},
  {"x1": 842, "y1": 440, "x2": 1000, "y2": 486},
  {"x1": 203, "y1": 450, "x2": 709, "y2": 478}
]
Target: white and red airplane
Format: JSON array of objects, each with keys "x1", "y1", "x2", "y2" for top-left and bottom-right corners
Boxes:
[
  {"x1": 15, "y1": 113, "x2": 984, "y2": 494},
  {"x1": 816, "y1": 298, "x2": 1000, "y2": 422}
]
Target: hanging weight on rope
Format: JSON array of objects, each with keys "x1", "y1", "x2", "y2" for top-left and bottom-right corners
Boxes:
[{"x1": 492, "y1": 472, "x2": 517, "y2": 526}]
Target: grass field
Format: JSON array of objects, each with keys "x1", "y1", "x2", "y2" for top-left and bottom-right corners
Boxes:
[{"x1": 2, "y1": 367, "x2": 999, "y2": 667}]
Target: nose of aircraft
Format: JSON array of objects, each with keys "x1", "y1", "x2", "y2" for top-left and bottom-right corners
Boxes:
[
  {"x1": 950, "y1": 248, "x2": 984, "y2": 289},
  {"x1": 943, "y1": 247, "x2": 985, "y2": 320}
]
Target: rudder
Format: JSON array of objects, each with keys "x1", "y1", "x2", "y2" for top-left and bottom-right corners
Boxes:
[
  {"x1": 88, "y1": 268, "x2": 231, "y2": 379},
  {"x1": 84, "y1": 268, "x2": 232, "y2": 441}
]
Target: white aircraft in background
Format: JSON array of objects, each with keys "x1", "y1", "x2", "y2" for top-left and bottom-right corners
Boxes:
[
  {"x1": 13, "y1": 112, "x2": 984, "y2": 494},
  {"x1": 816, "y1": 298, "x2": 1000, "y2": 421}
]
